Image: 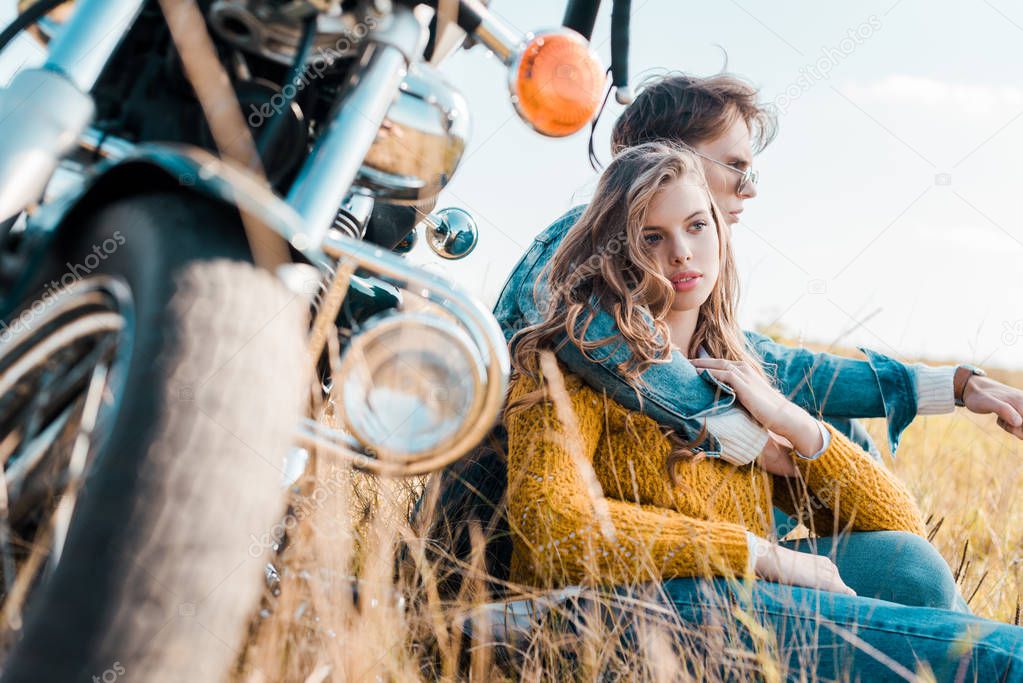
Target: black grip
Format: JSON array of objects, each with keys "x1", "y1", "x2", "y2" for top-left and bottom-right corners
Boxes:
[
  {"x1": 610, "y1": 0, "x2": 631, "y2": 88},
  {"x1": 0, "y1": 0, "x2": 66, "y2": 51},
  {"x1": 424, "y1": 0, "x2": 483, "y2": 61},
  {"x1": 562, "y1": 0, "x2": 602, "y2": 40},
  {"x1": 454, "y1": 0, "x2": 484, "y2": 34}
]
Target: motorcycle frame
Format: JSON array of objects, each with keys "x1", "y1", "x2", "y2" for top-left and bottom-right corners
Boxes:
[{"x1": 0, "y1": 0, "x2": 513, "y2": 474}]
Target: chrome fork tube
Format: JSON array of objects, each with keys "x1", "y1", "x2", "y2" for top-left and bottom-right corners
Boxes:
[
  {"x1": 0, "y1": 0, "x2": 144, "y2": 224},
  {"x1": 43, "y1": 0, "x2": 146, "y2": 92},
  {"x1": 285, "y1": 7, "x2": 422, "y2": 249}
]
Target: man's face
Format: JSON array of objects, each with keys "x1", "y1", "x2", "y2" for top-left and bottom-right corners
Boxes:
[{"x1": 693, "y1": 116, "x2": 758, "y2": 226}]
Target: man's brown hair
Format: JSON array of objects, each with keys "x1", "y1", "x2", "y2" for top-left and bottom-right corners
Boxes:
[{"x1": 610, "y1": 72, "x2": 778, "y2": 156}]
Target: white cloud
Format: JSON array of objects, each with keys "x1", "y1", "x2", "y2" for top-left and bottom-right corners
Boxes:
[
  {"x1": 909, "y1": 221, "x2": 1023, "y2": 251},
  {"x1": 841, "y1": 75, "x2": 1023, "y2": 118}
]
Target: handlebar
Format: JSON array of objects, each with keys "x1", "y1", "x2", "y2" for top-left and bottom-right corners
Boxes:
[
  {"x1": 563, "y1": 0, "x2": 633, "y2": 104},
  {"x1": 610, "y1": 0, "x2": 632, "y2": 103},
  {"x1": 562, "y1": 0, "x2": 601, "y2": 40}
]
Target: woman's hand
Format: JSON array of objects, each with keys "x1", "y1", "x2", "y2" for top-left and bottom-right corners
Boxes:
[
  {"x1": 753, "y1": 542, "x2": 856, "y2": 596},
  {"x1": 690, "y1": 357, "x2": 824, "y2": 457},
  {"x1": 757, "y1": 431, "x2": 798, "y2": 477}
]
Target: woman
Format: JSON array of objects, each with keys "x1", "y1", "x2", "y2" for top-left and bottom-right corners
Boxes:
[{"x1": 504, "y1": 143, "x2": 1023, "y2": 679}]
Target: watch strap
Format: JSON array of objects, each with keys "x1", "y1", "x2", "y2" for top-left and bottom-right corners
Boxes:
[{"x1": 953, "y1": 364, "x2": 985, "y2": 407}]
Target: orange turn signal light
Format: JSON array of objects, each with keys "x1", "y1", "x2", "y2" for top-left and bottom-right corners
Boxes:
[{"x1": 509, "y1": 30, "x2": 606, "y2": 138}]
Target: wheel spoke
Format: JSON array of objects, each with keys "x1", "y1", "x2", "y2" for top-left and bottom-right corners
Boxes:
[
  {"x1": 0, "y1": 313, "x2": 122, "y2": 401},
  {"x1": 5, "y1": 403, "x2": 74, "y2": 503},
  {"x1": 0, "y1": 277, "x2": 132, "y2": 651},
  {"x1": 0, "y1": 523, "x2": 50, "y2": 636},
  {"x1": 51, "y1": 356, "x2": 109, "y2": 567},
  {"x1": 0, "y1": 429, "x2": 18, "y2": 599},
  {"x1": 19, "y1": 339, "x2": 111, "y2": 432}
]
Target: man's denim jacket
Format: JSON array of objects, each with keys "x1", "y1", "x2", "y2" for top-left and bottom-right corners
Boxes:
[{"x1": 494, "y1": 206, "x2": 922, "y2": 457}]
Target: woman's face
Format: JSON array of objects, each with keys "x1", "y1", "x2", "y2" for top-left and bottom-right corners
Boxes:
[{"x1": 640, "y1": 174, "x2": 720, "y2": 313}]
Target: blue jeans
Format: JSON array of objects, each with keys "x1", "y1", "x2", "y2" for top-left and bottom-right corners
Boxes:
[
  {"x1": 486, "y1": 564, "x2": 1006, "y2": 681},
  {"x1": 495, "y1": 206, "x2": 920, "y2": 456},
  {"x1": 650, "y1": 578, "x2": 1023, "y2": 681},
  {"x1": 780, "y1": 531, "x2": 970, "y2": 613}
]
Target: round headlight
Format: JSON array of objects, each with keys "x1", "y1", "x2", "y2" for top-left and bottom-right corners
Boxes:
[{"x1": 337, "y1": 312, "x2": 485, "y2": 462}]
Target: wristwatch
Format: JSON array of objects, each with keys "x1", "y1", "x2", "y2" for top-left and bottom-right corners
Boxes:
[{"x1": 953, "y1": 364, "x2": 986, "y2": 407}]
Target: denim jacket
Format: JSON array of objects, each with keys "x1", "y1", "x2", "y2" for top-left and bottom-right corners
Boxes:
[{"x1": 494, "y1": 206, "x2": 921, "y2": 456}]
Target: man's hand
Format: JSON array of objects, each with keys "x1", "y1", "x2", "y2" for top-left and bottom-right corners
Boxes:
[{"x1": 962, "y1": 375, "x2": 1023, "y2": 439}]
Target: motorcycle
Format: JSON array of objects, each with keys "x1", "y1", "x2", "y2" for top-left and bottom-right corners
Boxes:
[{"x1": 0, "y1": 0, "x2": 630, "y2": 679}]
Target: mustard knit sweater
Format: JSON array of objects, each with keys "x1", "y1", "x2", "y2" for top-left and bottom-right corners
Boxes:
[{"x1": 505, "y1": 367, "x2": 927, "y2": 589}]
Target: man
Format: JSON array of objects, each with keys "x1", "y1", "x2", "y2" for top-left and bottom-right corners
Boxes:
[{"x1": 414, "y1": 71, "x2": 1023, "y2": 599}]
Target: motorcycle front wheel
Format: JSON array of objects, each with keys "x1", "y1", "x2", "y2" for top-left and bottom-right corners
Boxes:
[{"x1": 0, "y1": 192, "x2": 308, "y2": 681}]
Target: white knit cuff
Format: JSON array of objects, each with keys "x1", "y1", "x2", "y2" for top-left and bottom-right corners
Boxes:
[
  {"x1": 704, "y1": 409, "x2": 770, "y2": 466},
  {"x1": 746, "y1": 532, "x2": 769, "y2": 574},
  {"x1": 913, "y1": 364, "x2": 956, "y2": 415},
  {"x1": 793, "y1": 420, "x2": 831, "y2": 461}
]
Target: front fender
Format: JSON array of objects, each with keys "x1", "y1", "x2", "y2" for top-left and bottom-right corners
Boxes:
[
  {"x1": 41, "y1": 143, "x2": 327, "y2": 261},
  {"x1": 1, "y1": 143, "x2": 333, "y2": 318}
]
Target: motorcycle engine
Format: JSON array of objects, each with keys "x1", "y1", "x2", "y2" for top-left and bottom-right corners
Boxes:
[{"x1": 208, "y1": 0, "x2": 367, "y2": 66}]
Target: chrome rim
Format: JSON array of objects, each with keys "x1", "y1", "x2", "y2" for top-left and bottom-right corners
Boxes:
[{"x1": 0, "y1": 276, "x2": 134, "y2": 644}]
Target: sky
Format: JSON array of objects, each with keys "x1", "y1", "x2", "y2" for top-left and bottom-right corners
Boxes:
[{"x1": 2, "y1": 1, "x2": 1023, "y2": 370}]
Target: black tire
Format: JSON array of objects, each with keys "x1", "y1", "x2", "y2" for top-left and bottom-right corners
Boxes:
[{"x1": 0, "y1": 192, "x2": 308, "y2": 681}]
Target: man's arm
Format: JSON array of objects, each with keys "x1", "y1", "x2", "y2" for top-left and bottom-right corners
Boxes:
[
  {"x1": 745, "y1": 331, "x2": 1023, "y2": 446},
  {"x1": 743, "y1": 331, "x2": 958, "y2": 454},
  {"x1": 557, "y1": 321, "x2": 965, "y2": 459}
]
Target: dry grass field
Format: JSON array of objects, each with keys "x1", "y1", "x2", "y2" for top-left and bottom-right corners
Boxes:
[
  {"x1": 233, "y1": 354, "x2": 1023, "y2": 682},
  {"x1": 871, "y1": 364, "x2": 1023, "y2": 625}
]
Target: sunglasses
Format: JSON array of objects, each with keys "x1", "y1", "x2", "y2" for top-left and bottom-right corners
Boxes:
[{"x1": 680, "y1": 144, "x2": 759, "y2": 196}]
